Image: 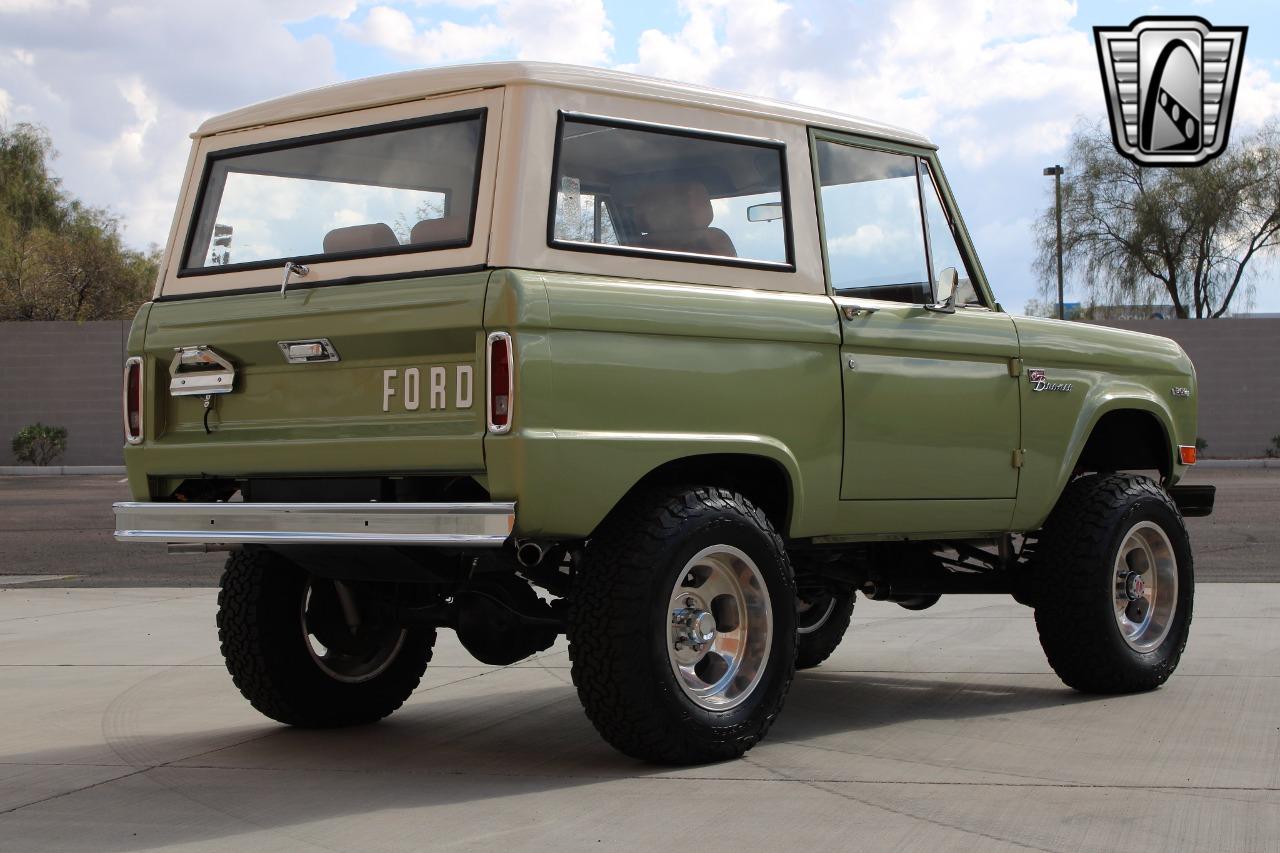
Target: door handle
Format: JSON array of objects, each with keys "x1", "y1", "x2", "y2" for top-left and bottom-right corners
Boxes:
[{"x1": 841, "y1": 304, "x2": 878, "y2": 319}]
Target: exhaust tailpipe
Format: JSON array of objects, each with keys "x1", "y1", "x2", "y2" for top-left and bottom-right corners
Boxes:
[{"x1": 516, "y1": 540, "x2": 546, "y2": 568}]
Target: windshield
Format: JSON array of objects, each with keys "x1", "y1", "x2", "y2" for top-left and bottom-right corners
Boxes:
[{"x1": 181, "y1": 111, "x2": 485, "y2": 274}]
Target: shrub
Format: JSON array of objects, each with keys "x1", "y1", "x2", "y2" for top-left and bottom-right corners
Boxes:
[
  {"x1": 1267, "y1": 434, "x2": 1280, "y2": 459},
  {"x1": 11, "y1": 423, "x2": 67, "y2": 466},
  {"x1": 1195, "y1": 437, "x2": 1208, "y2": 452}
]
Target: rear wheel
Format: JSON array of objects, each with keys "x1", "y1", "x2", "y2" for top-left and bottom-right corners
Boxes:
[
  {"x1": 1030, "y1": 474, "x2": 1193, "y2": 693},
  {"x1": 568, "y1": 486, "x2": 796, "y2": 764},
  {"x1": 217, "y1": 548, "x2": 434, "y2": 727},
  {"x1": 795, "y1": 590, "x2": 855, "y2": 670}
]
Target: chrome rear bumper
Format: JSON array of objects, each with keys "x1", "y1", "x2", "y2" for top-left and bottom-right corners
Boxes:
[{"x1": 113, "y1": 501, "x2": 515, "y2": 547}]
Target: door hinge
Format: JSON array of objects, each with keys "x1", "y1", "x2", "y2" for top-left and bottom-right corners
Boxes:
[
  {"x1": 1007, "y1": 358, "x2": 1023, "y2": 377},
  {"x1": 1011, "y1": 449, "x2": 1025, "y2": 468}
]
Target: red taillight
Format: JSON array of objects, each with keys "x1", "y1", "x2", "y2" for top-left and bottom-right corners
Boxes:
[
  {"x1": 123, "y1": 357, "x2": 143, "y2": 444},
  {"x1": 487, "y1": 332, "x2": 513, "y2": 433},
  {"x1": 1179, "y1": 445, "x2": 1197, "y2": 465}
]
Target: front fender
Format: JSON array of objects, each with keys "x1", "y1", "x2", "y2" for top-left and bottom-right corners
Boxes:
[{"x1": 1012, "y1": 383, "x2": 1184, "y2": 532}]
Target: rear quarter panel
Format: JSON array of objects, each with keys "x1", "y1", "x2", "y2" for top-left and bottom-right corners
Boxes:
[{"x1": 482, "y1": 269, "x2": 842, "y2": 538}]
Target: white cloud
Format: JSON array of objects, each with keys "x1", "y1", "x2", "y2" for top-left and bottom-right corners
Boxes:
[
  {"x1": 0, "y1": 0, "x2": 85, "y2": 11},
  {"x1": 502, "y1": 0, "x2": 613, "y2": 63},
  {"x1": 625, "y1": 0, "x2": 1096, "y2": 163},
  {"x1": 346, "y1": 0, "x2": 613, "y2": 66},
  {"x1": 1234, "y1": 59, "x2": 1280, "y2": 129},
  {"x1": 0, "y1": 1, "x2": 342, "y2": 248},
  {"x1": 347, "y1": 5, "x2": 511, "y2": 64}
]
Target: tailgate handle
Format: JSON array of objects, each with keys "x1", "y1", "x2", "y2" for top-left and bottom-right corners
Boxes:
[{"x1": 278, "y1": 338, "x2": 340, "y2": 364}]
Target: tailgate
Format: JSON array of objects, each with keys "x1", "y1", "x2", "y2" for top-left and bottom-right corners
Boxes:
[{"x1": 136, "y1": 270, "x2": 491, "y2": 477}]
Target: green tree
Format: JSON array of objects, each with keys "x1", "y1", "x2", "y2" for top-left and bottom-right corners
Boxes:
[
  {"x1": 1035, "y1": 121, "x2": 1280, "y2": 318},
  {"x1": 0, "y1": 123, "x2": 159, "y2": 321}
]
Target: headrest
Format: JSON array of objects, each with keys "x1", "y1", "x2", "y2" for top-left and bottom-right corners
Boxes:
[
  {"x1": 628, "y1": 182, "x2": 714, "y2": 233},
  {"x1": 409, "y1": 217, "x2": 468, "y2": 246},
  {"x1": 322, "y1": 223, "x2": 399, "y2": 255}
]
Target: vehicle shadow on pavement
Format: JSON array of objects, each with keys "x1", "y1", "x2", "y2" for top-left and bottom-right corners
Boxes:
[
  {"x1": 3, "y1": 673, "x2": 1099, "y2": 851},
  {"x1": 775, "y1": 668, "x2": 1099, "y2": 737}
]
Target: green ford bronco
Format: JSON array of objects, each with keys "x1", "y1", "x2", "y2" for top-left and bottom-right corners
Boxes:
[{"x1": 115, "y1": 62, "x2": 1214, "y2": 764}]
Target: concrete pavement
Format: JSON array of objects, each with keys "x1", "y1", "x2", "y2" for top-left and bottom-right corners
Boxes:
[{"x1": 1, "y1": 585, "x2": 1277, "y2": 852}]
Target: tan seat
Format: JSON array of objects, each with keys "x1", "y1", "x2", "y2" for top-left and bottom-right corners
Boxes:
[
  {"x1": 627, "y1": 182, "x2": 737, "y2": 258},
  {"x1": 322, "y1": 223, "x2": 399, "y2": 254},
  {"x1": 409, "y1": 217, "x2": 468, "y2": 245}
]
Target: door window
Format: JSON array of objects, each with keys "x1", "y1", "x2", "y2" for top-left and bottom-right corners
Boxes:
[{"x1": 814, "y1": 142, "x2": 929, "y2": 303}]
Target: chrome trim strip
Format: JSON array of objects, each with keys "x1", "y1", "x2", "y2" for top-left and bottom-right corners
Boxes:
[{"x1": 113, "y1": 501, "x2": 516, "y2": 547}]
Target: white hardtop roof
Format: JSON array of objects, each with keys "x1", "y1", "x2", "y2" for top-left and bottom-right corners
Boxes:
[{"x1": 195, "y1": 61, "x2": 934, "y2": 148}]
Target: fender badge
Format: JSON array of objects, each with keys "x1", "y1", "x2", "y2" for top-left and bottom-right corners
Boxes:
[
  {"x1": 1027, "y1": 368, "x2": 1073, "y2": 393},
  {"x1": 1172, "y1": 386, "x2": 1192, "y2": 398}
]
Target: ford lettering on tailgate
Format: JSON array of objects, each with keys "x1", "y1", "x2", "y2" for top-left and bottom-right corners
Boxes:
[{"x1": 382, "y1": 366, "x2": 474, "y2": 412}]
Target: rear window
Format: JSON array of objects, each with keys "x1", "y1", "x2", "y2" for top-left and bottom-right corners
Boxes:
[
  {"x1": 180, "y1": 110, "x2": 485, "y2": 275},
  {"x1": 549, "y1": 114, "x2": 793, "y2": 269}
]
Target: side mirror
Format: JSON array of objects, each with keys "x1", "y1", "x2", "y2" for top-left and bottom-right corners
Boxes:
[
  {"x1": 747, "y1": 202, "x2": 784, "y2": 222},
  {"x1": 925, "y1": 267, "x2": 958, "y2": 314}
]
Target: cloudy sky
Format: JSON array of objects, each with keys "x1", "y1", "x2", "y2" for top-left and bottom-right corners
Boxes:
[{"x1": 1, "y1": 0, "x2": 1277, "y2": 312}]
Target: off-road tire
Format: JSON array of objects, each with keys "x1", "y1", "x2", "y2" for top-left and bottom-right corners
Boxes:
[
  {"x1": 568, "y1": 486, "x2": 797, "y2": 764},
  {"x1": 217, "y1": 548, "x2": 435, "y2": 727},
  {"x1": 795, "y1": 591, "x2": 855, "y2": 670},
  {"x1": 1030, "y1": 473, "x2": 1193, "y2": 694}
]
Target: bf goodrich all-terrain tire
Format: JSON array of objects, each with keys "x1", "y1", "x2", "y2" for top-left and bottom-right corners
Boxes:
[
  {"x1": 217, "y1": 548, "x2": 435, "y2": 727},
  {"x1": 1031, "y1": 473, "x2": 1193, "y2": 694},
  {"x1": 795, "y1": 590, "x2": 855, "y2": 670},
  {"x1": 568, "y1": 486, "x2": 797, "y2": 764}
]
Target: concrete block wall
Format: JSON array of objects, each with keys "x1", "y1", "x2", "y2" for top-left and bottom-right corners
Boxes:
[
  {"x1": 0, "y1": 318, "x2": 1276, "y2": 465},
  {"x1": 0, "y1": 321, "x2": 130, "y2": 465},
  {"x1": 1090, "y1": 319, "x2": 1280, "y2": 458}
]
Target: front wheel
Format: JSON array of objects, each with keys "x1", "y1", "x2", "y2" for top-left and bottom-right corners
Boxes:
[
  {"x1": 568, "y1": 487, "x2": 797, "y2": 764},
  {"x1": 1030, "y1": 474, "x2": 1193, "y2": 694}
]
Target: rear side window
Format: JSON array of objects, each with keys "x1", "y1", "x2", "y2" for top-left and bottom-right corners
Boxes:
[
  {"x1": 181, "y1": 110, "x2": 485, "y2": 274},
  {"x1": 549, "y1": 114, "x2": 793, "y2": 269}
]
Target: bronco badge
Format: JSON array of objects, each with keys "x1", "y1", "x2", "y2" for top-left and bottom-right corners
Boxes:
[{"x1": 1027, "y1": 368, "x2": 1073, "y2": 393}]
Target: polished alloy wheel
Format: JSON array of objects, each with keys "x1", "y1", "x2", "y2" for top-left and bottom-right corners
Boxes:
[
  {"x1": 1113, "y1": 521, "x2": 1178, "y2": 653},
  {"x1": 302, "y1": 579, "x2": 406, "y2": 683},
  {"x1": 667, "y1": 545, "x2": 773, "y2": 710}
]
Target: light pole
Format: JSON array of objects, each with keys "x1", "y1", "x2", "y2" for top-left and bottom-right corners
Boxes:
[{"x1": 1043, "y1": 165, "x2": 1065, "y2": 320}]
